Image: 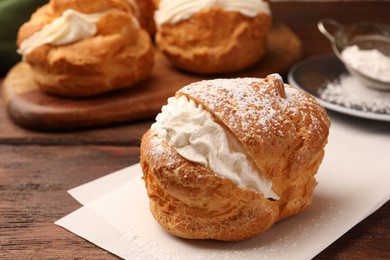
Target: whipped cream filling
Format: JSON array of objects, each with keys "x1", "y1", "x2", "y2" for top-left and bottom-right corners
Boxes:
[
  {"x1": 152, "y1": 95, "x2": 279, "y2": 200},
  {"x1": 18, "y1": 8, "x2": 140, "y2": 56},
  {"x1": 155, "y1": 0, "x2": 271, "y2": 26},
  {"x1": 18, "y1": 9, "x2": 105, "y2": 56}
]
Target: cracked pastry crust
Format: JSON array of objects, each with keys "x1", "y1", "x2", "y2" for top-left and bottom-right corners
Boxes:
[
  {"x1": 154, "y1": 3, "x2": 272, "y2": 75},
  {"x1": 17, "y1": 0, "x2": 154, "y2": 97},
  {"x1": 140, "y1": 74, "x2": 330, "y2": 241}
]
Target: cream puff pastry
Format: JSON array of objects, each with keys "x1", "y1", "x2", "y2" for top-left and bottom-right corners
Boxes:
[
  {"x1": 154, "y1": 0, "x2": 272, "y2": 75},
  {"x1": 140, "y1": 74, "x2": 330, "y2": 241},
  {"x1": 130, "y1": 0, "x2": 157, "y2": 36},
  {"x1": 17, "y1": 0, "x2": 154, "y2": 97}
]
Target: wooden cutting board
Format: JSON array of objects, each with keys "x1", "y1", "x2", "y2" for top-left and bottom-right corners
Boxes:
[{"x1": 2, "y1": 21, "x2": 302, "y2": 131}]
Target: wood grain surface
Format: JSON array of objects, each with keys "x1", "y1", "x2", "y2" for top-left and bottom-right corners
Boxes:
[
  {"x1": 1, "y1": 1, "x2": 389, "y2": 259},
  {"x1": 0, "y1": 144, "x2": 389, "y2": 259},
  {"x1": 3, "y1": 22, "x2": 301, "y2": 131}
]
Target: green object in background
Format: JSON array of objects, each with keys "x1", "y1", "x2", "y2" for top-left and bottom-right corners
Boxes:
[{"x1": 0, "y1": 0, "x2": 48, "y2": 76}]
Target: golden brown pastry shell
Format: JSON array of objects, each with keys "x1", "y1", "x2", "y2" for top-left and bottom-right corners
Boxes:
[
  {"x1": 133, "y1": 0, "x2": 157, "y2": 36},
  {"x1": 141, "y1": 129, "x2": 279, "y2": 241},
  {"x1": 17, "y1": 0, "x2": 154, "y2": 97},
  {"x1": 140, "y1": 75, "x2": 330, "y2": 241},
  {"x1": 155, "y1": 9, "x2": 272, "y2": 75}
]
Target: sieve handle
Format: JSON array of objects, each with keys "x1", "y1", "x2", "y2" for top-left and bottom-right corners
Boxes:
[{"x1": 318, "y1": 19, "x2": 344, "y2": 42}]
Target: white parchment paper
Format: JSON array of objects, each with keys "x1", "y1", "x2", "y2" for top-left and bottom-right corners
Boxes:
[{"x1": 56, "y1": 113, "x2": 390, "y2": 259}]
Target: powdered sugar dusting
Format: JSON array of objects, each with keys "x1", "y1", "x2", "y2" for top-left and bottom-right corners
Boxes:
[
  {"x1": 147, "y1": 132, "x2": 178, "y2": 169},
  {"x1": 180, "y1": 76, "x2": 328, "y2": 143},
  {"x1": 182, "y1": 78, "x2": 281, "y2": 139}
]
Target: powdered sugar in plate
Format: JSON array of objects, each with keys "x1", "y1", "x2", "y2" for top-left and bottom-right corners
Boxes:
[
  {"x1": 319, "y1": 74, "x2": 390, "y2": 114},
  {"x1": 288, "y1": 54, "x2": 390, "y2": 122}
]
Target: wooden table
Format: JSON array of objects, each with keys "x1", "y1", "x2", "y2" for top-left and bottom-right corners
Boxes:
[{"x1": 1, "y1": 1, "x2": 389, "y2": 259}]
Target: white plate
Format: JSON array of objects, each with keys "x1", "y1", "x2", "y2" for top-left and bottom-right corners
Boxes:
[{"x1": 288, "y1": 54, "x2": 390, "y2": 122}]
